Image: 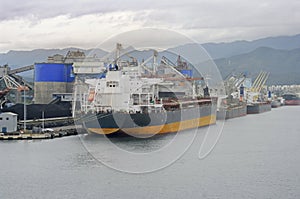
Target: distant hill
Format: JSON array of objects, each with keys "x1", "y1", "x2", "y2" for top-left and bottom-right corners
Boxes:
[
  {"x1": 169, "y1": 34, "x2": 300, "y2": 61},
  {"x1": 164, "y1": 34, "x2": 300, "y2": 85},
  {"x1": 213, "y1": 47, "x2": 300, "y2": 85},
  {"x1": 0, "y1": 34, "x2": 299, "y2": 84},
  {"x1": 0, "y1": 48, "x2": 108, "y2": 66},
  {"x1": 0, "y1": 48, "x2": 107, "y2": 78}
]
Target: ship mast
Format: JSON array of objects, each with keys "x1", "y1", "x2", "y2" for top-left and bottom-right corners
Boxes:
[
  {"x1": 115, "y1": 43, "x2": 122, "y2": 66},
  {"x1": 153, "y1": 50, "x2": 158, "y2": 73}
]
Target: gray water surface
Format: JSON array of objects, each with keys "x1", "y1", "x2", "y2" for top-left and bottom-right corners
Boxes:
[{"x1": 0, "y1": 106, "x2": 299, "y2": 199}]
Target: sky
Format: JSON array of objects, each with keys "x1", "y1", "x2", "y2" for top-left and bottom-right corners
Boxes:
[{"x1": 0, "y1": 0, "x2": 300, "y2": 53}]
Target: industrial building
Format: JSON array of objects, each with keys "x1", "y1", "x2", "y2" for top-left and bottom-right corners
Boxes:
[
  {"x1": 0, "y1": 50, "x2": 106, "y2": 123},
  {"x1": 34, "y1": 62, "x2": 75, "y2": 104},
  {"x1": 33, "y1": 51, "x2": 85, "y2": 104},
  {"x1": 0, "y1": 112, "x2": 17, "y2": 133},
  {"x1": 34, "y1": 50, "x2": 106, "y2": 104}
]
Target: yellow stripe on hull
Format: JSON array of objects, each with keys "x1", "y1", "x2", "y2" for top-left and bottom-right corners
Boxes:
[
  {"x1": 87, "y1": 115, "x2": 216, "y2": 135},
  {"x1": 88, "y1": 128, "x2": 119, "y2": 135}
]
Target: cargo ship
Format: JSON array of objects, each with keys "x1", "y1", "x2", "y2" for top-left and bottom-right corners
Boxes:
[
  {"x1": 246, "y1": 102, "x2": 271, "y2": 114},
  {"x1": 282, "y1": 94, "x2": 300, "y2": 105},
  {"x1": 217, "y1": 103, "x2": 247, "y2": 120},
  {"x1": 75, "y1": 50, "x2": 217, "y2": 136},
  {"x1": 243, "y1": 71, "x2": 271, "y2": 114},
  {"x1": 217, "y1": 74, "x2": 248, "y2": 120}
]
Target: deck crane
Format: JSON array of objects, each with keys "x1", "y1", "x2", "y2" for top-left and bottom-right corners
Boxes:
[
  {"x1": 246, "y1": 71, "x2": 270, "y2": 103},
  {"x1": 223, "y1": 72, "x2": 246, "y2": 103}
]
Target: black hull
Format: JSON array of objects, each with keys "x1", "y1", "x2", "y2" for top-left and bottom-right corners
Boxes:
[
  {"x1": 217, "y1": 104, "x2": 247, "y2": 120},
  {"x1": 80, "y1": 104, "x2": 217, "y2": 135},
  {"x1": 247, "y1": 103, "x2": 271, "y2": 114}
]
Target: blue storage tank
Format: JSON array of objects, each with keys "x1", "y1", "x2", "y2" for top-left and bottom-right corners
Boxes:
[{"x1": 34, "y1": 63, "x2": 75, "y2": 83}]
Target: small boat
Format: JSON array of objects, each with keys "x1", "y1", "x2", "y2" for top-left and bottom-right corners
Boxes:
[
  {"x1": 282, "y1": 94, "x2": 300, "y2": 105},
  {"x1": 271, "y1": 99, "x2": 281, "y2": 108}
]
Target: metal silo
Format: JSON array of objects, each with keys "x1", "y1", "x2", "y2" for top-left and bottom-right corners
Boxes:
[{"x1": 34, "y1": 63, "x2": 74, "y2": 104}]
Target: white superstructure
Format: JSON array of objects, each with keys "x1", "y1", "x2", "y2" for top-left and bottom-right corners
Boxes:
[{"x1": 80, "y1": 64, "x2": 165, "y2": 114}]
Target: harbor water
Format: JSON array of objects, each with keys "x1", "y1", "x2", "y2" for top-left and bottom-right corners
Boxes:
[{"x1": 0, "y1": 106, "x2": 299, "y2": 198}]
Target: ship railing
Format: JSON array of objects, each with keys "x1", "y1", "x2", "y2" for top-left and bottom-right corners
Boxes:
[{"x1": 131, "y1": 104, "x2": 165, "y2": 113}]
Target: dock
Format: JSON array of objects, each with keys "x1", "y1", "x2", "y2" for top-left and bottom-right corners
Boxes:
[{"x1": 0, "y1": 128, "x2": 78, "y2": 140}]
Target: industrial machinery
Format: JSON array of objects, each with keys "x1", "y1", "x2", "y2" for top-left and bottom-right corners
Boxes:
[
  {"x1": 246, "y1": 71, "x2": 270, "y2": 103},
  {"x1": 0, "y1": 64, "x2": 33, "y2": 108}
]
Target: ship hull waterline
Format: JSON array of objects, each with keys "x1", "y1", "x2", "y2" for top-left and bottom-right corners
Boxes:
[{"x1": 81, "y1": 105, "x2": 217, "y2": 135}]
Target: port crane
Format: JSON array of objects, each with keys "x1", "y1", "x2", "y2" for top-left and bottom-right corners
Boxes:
[
  {"x1": 246, "y1": 71, "x2": 270, "y2": 103},
  {"x1": 250, "y1": 71, "x2": 269, "y2": 93},
  {"x1": 223, "y1": 73, "x2": 246, "y2": 98},
  {"x1": 0, "y1": 64, "x2": 33, "y2": 108}
]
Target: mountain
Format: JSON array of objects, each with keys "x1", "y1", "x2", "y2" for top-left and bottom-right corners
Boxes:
[
  {"x1": 213, "y1": 47, "x2": 300, "y2": 85},
  {"x1": 0, "y1": 48, "x2": 108, "y2": 77},
  {"x1": 166, "y1": 34, "x2": 300, "y2": 85},
  {"x1": 0, "y1": 34, "x2": 299, "y2": 84},
  {"x1": 169, "y1": 34, "x2": 300, "y2": 61},
  {"x1": 0, "y1": 48, "x2": 107, "y2": 80}
]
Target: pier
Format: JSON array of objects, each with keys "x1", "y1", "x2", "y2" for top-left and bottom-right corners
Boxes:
[{"x1": 0, "y1": 128, "x2": 78, "y2": 140}]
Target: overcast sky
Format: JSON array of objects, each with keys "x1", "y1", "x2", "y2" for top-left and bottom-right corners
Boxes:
[{"x1": 0, "y1": 0, "x2": 299, "y2": 53}]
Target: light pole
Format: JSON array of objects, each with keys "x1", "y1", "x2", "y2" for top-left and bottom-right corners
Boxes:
[
  {"x1": 42, "y1": 110, "x2": 45, "y2": 129},
  {"x1": 23, "y1": 88, "x2": 26, "y2": 132}
]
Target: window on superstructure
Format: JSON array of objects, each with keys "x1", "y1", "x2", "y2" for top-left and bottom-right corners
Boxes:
[{"x1": 106, "y1": 81, "x2": 119, "y2": 88}]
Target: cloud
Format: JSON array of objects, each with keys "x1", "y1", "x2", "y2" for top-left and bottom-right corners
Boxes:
[
  {"x1": 1, "y1": 0, "x2": 298, "y2": 23},
  {"x1": 0, "y1": 0, "x2": 181, "y2": 21},
  {"x1": 0, "y1": 0, "x2": 300, "y2": 52},
  {"x1": 0, "y1": 11, "x2": 151, "y2": 52}
]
